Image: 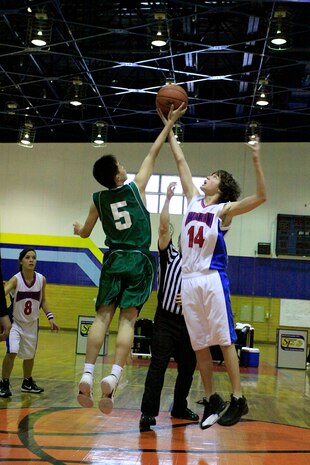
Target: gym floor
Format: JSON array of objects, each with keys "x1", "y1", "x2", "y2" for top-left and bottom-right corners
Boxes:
[{"x1": 0, "y1": 330, "x2": 309, "y2": 465}]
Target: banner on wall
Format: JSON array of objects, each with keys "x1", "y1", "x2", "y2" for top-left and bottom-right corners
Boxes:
[
  {"x1": 76, "y1": 315, "x2": 108, "y2": 355},
  {"x1": 276, "y1": 328, "x2": 308, "y2": 369}
]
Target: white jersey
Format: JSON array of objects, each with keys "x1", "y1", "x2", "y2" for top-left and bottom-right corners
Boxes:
[
  {"x1": 181, "y1": 196, "x2": 230, "y2": 276},
  {"x1": 11, "y1": 271, "x2": 44, "y2": 324}
]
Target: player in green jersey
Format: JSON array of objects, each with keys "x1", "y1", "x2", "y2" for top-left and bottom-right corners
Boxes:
[{"x1": 74, "y1": 103, "x2": 186, "y2": 414}]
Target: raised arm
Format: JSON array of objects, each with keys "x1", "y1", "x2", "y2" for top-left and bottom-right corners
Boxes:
[
  {"x1": 167, "y1": 130, "x2": 199, "y2": 202},
  {"x1": 73, "y1": 202, "x2": 99, "y2": 238},
  {"x1": 221, "y1": 141, "x2": 267, "y2": 226},
  {"x1": 158, "y1": 182, "x2": 176, "y2": 250},
  {"x1": 157, "y1": 108, "x2": 199, "y2": 202},
  {"x1": 134, "y1": 104, "x2": 186, "y2": 196}
]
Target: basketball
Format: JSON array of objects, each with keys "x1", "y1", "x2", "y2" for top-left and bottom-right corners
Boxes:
[{"x1": 156, "y1": 84, "x2": 188, "y2": 115}]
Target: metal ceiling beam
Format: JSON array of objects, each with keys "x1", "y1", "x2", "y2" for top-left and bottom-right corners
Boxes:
[{"x1": 53, "y1": 2, "x2": 116, "y2": 130}]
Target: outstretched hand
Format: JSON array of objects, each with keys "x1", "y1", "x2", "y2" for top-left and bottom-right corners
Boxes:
[
  {"x1": 73, "y1": 221, "x2": 82, "y2": 235},
  {"x1": 167, "y1": 181, "x2": 177, "y2": 200},
  {"x1": 157, "y1": 102, "x2": 187, "y2": 125},
  {"x1": 246, "y1": 137, "x2": 260, "y2": 149},
  {"x1": 246, "y1": 138, "x2": 260, "y2": 159}
]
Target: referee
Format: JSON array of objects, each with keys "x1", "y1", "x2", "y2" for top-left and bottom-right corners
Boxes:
[{"x1": 139, "y1": 182, "x2": 198, "y2": 432}]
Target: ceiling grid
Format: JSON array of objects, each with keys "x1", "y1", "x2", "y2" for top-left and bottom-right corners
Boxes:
[{"x1": 0, "y1": 0, "x2": 309, "y2": 143}]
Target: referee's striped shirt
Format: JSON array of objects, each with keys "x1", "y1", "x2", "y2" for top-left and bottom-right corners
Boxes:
[{"x1": 157, "y1": 240, "x2": 182, "y2": 315}]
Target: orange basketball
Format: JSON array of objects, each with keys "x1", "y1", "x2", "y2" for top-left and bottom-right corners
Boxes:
[{"x1": 156, "y1": 84, "x2": 188, "y2": 115}]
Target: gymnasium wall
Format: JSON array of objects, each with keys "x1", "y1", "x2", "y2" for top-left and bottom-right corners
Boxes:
[{"x1": 1, "y1": 141, "x2": 310, "y2": 342}]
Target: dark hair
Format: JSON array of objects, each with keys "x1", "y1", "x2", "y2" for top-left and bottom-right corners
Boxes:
[
  {"x1": 214, "y1": 170, "x2": 241, "y2": 203},
  {"x1": 18, "y1": 248, "x2": 36, "y2": 271},
  {"x1": 93, "y1": 154, "x2": 119, "y2": 189}
]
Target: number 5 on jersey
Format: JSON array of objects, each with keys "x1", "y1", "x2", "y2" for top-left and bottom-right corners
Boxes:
[{"x1": 111, "y1": 201, "x2": 132, "y2": 230}]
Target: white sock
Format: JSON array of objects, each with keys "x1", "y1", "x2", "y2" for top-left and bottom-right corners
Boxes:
[
  {"x1": 84, "y1": 363, "x2": 95, "y2": 376},
  {"x1": 111, "y1": 364, "x2": 123, "y2": 382}
]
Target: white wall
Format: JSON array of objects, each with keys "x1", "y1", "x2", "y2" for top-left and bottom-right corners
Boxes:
[{"x1": 1, "y1": 141, "x2": 310, "y2": 256}]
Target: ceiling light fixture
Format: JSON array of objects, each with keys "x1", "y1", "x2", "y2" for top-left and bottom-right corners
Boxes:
[
  {"x1": 271, "y1": 29, "x2": 287, "y2": 46},
  {"x1": 91, "y1": 121, "x2": 108, "y2": 147},
  {"x1": 28, "y1": 10, "x2": 52, "y2": 47},
  {"x1": 6, "y1": 101, "x2": 18, "y2": 115},
  {"x1": 151, "y1": 12, "x2": 167, "y2": 47},
  {"x1": 256, "y1": 80, "x2": 269, "y2": 107},
  {"x1": 245, "y1": 121, "x2": 261, "y2": 145},
  {"x1": 268, "y1": 10, "x2": 290, "y2": 51},
  {"x1": 173, "y1": 122, "x2": 184, "y2": 146},
  {"x1": 18, "y1": 120, "x2": 36, "y2": 148},
  {"x1": 165, "y1": 76, "x2": 175, "y2": 85},
  {"x1": 256, "y1": 92, "x2": 269, "y2": 107},
  {"x1": 69, "y1": 79, "x2": 83, "y2": 106}
]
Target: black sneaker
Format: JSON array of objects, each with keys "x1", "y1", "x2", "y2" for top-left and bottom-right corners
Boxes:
[
  {"x1": 139, "y1": 414, "x2": 156, "y2": 432},
  {"x1": 171, "y1": 407, "x2": 199, "y2": 421},
  {"x1": 217, "y1": 394, "x2": 248, "y2": 426},
  {"x1": 0, "y1": 379, "x2": 12, "y2": 398},
  {"x1": 21, "y1": 377, "x2": 44, "y2": 394},
  {"x1": 200, "y1": 393, "x2": 226, "y2": 429}
]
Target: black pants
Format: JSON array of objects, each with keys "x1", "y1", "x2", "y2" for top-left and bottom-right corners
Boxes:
[{"x1": 140, "y1": 308, "x2": 197, "y2": 417}]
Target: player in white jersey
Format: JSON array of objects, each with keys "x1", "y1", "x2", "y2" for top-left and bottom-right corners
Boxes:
[
  {"x1": 159, "y1": 108, "x2": 267, "y2": 429},
  {"x1": 0, "y1": 248, "x2": 59, "y2": 398}
]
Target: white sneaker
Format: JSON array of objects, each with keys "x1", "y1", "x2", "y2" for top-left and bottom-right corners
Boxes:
[
  {"x1": 98, "y1": 374, "x2": 118, "y2": 414},
  {"x1": 201, "y1": 413, "x2": 221, "y2": 429},
  {"x1": 101, "y1": 374, "x2": 117, "y2": 395},
  {"x1": 98, "y1": 390, "x2": 115, "y2": 414},
  {"x1": 77, "y1": 372, "x2": 94, "y2": 408}
]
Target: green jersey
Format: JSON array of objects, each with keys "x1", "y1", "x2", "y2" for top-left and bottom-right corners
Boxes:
[{"x1": 93, "y1": 181, "x2": 151, "y2": 251}]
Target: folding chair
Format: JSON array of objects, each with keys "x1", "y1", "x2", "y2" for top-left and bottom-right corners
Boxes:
[{"x1": 131, "y1": 318, "x2": 154, "y2": 359}]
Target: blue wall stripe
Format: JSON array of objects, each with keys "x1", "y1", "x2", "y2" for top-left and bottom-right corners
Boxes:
[
  {"x1": 1, "y1": 246, "x2": 100, "y2": 286},
  {"x1": 1, "y1": 243, "x2": 310, "y2": 299}
]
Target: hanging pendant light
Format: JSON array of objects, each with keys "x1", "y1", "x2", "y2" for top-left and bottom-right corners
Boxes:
[
  {"x1": 245, "y1": 121, "x2": 261, "y2": 145},
  {"x1": 91, "y1": 121, "x2": 108, "y2": 147},
  {"x1": 18, "y1": 120, "x2": 36, "y2": 148}
]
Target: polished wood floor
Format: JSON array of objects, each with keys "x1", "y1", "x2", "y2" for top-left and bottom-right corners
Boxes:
[{"x1": 0, "y1": 330, "x2": 309, "y2": 465}]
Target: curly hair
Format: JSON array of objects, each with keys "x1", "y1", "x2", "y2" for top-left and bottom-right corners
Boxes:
[{"x1": 214, "y1": 170, "x2": 241, "y2": 203}]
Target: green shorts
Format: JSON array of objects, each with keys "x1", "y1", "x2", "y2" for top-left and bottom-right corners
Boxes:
[{"x1": 96, "y1": 249, "x2": 155, "y2": 311}]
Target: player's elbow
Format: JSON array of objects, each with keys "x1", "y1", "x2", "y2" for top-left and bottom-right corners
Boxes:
[
  {"x1": 255, "y1": 194, "x2": 267, "y2": 208},
  {"x1": 159, "y1": 224, "x2": 169, "y2": 236},
  {"x1": 259, "y1": 190, "x2": 267, "y2": 204}
]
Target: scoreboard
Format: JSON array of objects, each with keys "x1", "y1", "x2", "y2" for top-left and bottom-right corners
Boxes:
[{"x1": 276, "y1": 214, "x2": 310, "y2": 257}]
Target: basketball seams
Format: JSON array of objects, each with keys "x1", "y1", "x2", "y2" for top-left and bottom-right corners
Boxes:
[{"x1": 155, "y1": 84, "x2": 188, "y2": 115}]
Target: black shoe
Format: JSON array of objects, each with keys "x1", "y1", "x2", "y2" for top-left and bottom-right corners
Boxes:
[
  {"x1": 21, "y1": 377, "x2": 44, "y2": 394},
  {"x1": 139, "y1": 414, "x2": 156, "y2": 432},
  {"x1": 200, "y1": 393, "x2": 226, "y2": 430},
  {"x1": 0, "y1": 379, "x2": 12, "y2": 398},
  {"x1": 217, "y1": 394, "x2": 248, "y2": 426},
  {"x1": 171, "y1": 407, "x2": 199, "y2": 421}
]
